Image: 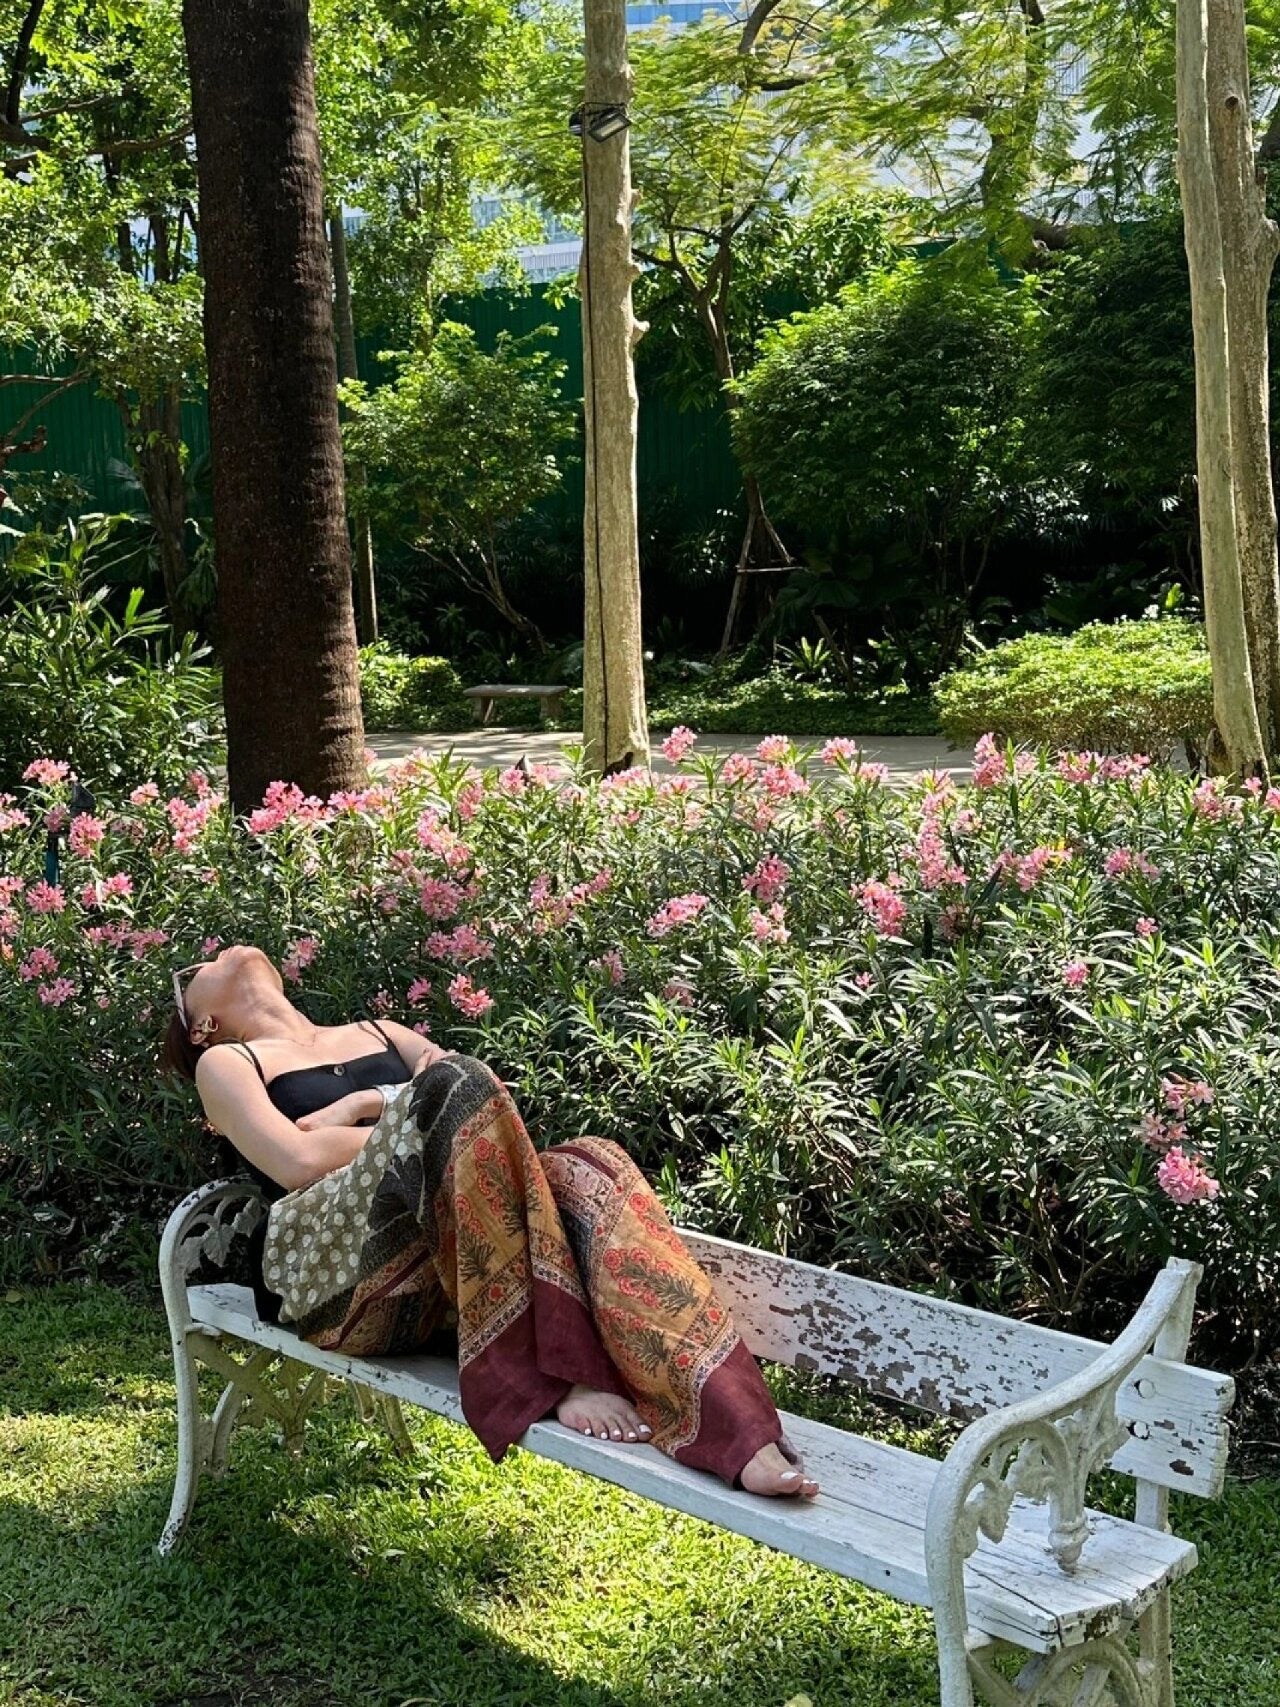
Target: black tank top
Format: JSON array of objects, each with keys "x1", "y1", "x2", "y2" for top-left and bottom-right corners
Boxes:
[{"x1": 210, "y1": 1018, "x2": 415, "y2": 1324}]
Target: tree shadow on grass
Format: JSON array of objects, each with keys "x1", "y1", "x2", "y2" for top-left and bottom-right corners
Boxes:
[{"x1": 2, "y1": 1284, "x2": 944, "y2": 1707}]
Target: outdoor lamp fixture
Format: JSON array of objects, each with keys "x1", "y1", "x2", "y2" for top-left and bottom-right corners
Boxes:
[{"x1": 568, "y1": 102, "x2": 631, "y2": 142}]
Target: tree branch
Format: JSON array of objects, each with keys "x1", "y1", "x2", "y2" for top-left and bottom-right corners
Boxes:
[{"x1": 5, "y1": 0, "x2": 45, "y2": 128}]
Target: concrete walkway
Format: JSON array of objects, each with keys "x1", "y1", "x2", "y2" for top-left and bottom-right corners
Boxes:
[{"x1": 366, "y1": 728, "x2": 972, "y2": 780}]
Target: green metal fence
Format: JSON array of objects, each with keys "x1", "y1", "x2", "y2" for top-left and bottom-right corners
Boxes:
[{"x1": 3, "y1": 282, "x2": 744, "y2": 531}]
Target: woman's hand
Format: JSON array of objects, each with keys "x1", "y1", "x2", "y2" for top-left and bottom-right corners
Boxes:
[{"x1": 296, "y1": 1088, "x2": 384, "y2": 1131}]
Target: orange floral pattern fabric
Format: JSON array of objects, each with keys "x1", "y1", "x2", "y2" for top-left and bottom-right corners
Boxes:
[{"x1": 264, "y1": 1053, "x2": 783, "y2": 1485}]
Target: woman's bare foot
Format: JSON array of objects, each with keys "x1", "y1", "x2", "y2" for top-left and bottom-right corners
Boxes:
[
  {"x1": 739, "y1": 1440, "x2": 820, "y2": 1499},
  {"x1": 556, "y1": 1383, "x2": 653, "y2": 1443}
]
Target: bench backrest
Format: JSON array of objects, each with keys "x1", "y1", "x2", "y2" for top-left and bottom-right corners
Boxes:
[{"x1": 678, "y1": 1230, "x2": 1234, "y2": 1498}]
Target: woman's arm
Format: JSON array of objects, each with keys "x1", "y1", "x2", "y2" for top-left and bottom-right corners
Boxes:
[
  {"x1": 375, "y1": 1017, "x2": 448, "y2": 1075},
  {"x1": 195, "y1": 1048, "x2": 371, "y2": 1192}
]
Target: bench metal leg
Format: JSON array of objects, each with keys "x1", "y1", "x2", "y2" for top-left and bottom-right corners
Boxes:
[
  {"x1": 157, "y1": 1323, "x2": 218, "y2": 1558},
  {"x1": 963, "y1": 1633, "x2": 1161, "y2": 1707},
  {"x1": 1137, "y1": 1591, "x2": 1174, "y2": 1707},
  {"x1": 157, "y1": 1327, "x2": 332, "y2": 1556},
  {"x1": 345, "y1": 1381, "x2": 419, "y2": 1458}
]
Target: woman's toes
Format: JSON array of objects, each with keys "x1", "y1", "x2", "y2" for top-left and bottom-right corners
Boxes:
[{"x1": 739, "y1": 1442, "x2": 821, "y2": 1499}]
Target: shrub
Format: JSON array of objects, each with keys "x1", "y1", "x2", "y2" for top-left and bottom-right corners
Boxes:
[
  {"x1": 0, "y1": 514, "x2": 223, "y2": 793},
  {"x1": 733, "y1": 256, "x2": 1051, "y2": 678},
  {"x1": 933, "y1": 618, "x2": 1214, "y2": 760},
  {"x1": 4, "y1": 734, "x2": 1280, "y2": 1386},
  {"x1": 358, "y1": 641, "x2": 470, "y2": 731}
]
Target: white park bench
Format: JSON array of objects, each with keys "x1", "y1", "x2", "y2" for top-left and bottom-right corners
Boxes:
[
  {"x1": 462, "y1": 682, "x2": 568, "y2": 724},
  {"x1": 157, "y1": 1179, "x2": 1234, "y2": 1707}
]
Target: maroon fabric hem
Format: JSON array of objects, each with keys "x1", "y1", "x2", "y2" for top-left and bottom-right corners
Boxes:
[
  {"x1": 460, "y1": 1276, "x2": 630, "y2": 1462},
  {"x1": 670, "y1": 1339, "x2": 785, "y2": 1486}
]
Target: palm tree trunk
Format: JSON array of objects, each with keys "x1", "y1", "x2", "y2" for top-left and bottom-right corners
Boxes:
[{"x1": 182, "y1": 0, "x2": 367, "y2": 811}]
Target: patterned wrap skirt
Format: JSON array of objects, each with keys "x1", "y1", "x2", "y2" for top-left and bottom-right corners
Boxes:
[{"x1": 259, "y1": 1051, "x2": 788, "y2": 1487}]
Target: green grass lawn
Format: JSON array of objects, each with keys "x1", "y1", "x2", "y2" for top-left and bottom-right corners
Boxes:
[{"x1": 1, "y1": 1281, "x2": 1277, "y2": 1707}]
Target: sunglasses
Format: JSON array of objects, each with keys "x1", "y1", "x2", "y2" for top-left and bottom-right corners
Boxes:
[{"x1": 172, "y1": 962, "x2": 208, "y2": 1027}]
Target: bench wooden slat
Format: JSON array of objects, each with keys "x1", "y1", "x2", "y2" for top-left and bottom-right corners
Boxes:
[
  {"x1": 678, "y1": 1232, "x2": 1234, "y2": 1498},
  {"x1": 188, "y1": 1281, "x2": 1198, "y2": 1654},
  {"x1": 463, "y1": 684, "x2": 567, "y2": 696}
]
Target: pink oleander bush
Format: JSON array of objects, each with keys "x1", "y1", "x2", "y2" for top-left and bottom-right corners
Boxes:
[{"x1": 3, "y1": 734, "x2": 1280, "y2": 1372}]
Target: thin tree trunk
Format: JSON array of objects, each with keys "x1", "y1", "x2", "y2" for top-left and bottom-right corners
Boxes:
[
  {"x1": 119, "y1": 386, "x2": 194, "y2": 638},
  {"x1": 704, "y1": 298, "x2": 791, "y2": 655},
  {"x1": 1208, "y1": 0, "x2": 1280, "y2": 757},
  {"x1": 1176, "y1": 0, "x2": 1270, "y2": 774},
  {"x1": 580, "y1": 0, "x2": 650, "y2": 775},
  {"x1": 329, "y1": 209, "x2": 378, "y2": 646},
  {"x1": 183, "y1": 0, "x2": 367, "y2": 811}
]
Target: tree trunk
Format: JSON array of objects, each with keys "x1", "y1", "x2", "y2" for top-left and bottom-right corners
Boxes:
[
  {"x1": 329, "y1": 209, "x2": 378, "y2": 646},
  {"x1": 703, "y1": 298, "x2": 791, "y2": 656},
  {"x1": 182, "y1": 0, "x2": 367, "y2": 812},
  {"x1": 1176, "y1": 0, "x2": 1280, "y2": 775},
  {"x1": 120, "y1": 386, "x2": 195, "y2": 638},
  {"x1": 1210, "y1": 0, "x2": 1280, "y2": 755},
  {"x1": 579, "y1": 0, "x2": 650, "y2": 775}
]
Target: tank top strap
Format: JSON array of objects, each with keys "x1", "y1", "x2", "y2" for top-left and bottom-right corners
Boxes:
[
  {"x1": 225, "y1": 1039, "x2": 267, "y2": 1084},
  {"x1": 361, "y1": 1016, "x2": 393, "y2": 1047}
]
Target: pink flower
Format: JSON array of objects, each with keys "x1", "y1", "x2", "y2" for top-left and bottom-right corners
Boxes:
[
  {"x1": 25, "y1": 880, "x2": 66, "y2": 914},
  {"x1": 1133, "y1": 1112, "x2": 1170, "y2": 1149},
  {"x1": 407, "y1": 976, "x2": 434, "y2": 1005},
  {"x1": 972, "y1": 733, "x2": 1009, "y2": 788},
  {"x1": 1135, "y1": 916, "x2": 1158, "y2": 937},
  {"x1": 280, "y1": 936, "x2": 319, "y2": 983},
  {"x1": 858, "y1": 879, "x2": 907, "y2": 937},
  {"x1": 19, "y1": 946, "x2": 58, "y2": 982},
  {"x1": 719, "y1": 754, "x2": 758, "y2": 786},
  {"x1": 426, "y1": 923, "x2": 494, "y2": 962},
  {"x1": 662, "y1": 978, "x2": 695, "y2": 1007},
  {"x1": 38, "y1": 977, "x2": 76, "y2": 1006},
  {"x1": 647, "y1": 893, "x2": 710, "y2": 938},
  {"x1": 742, "y1": 855, "x2": 790, "y2": 904},
  {"x1": 760, "y1": 763, "x2": 809, "y2": 799},
  {"x1": 1162, "y1": 1075, "x2": 1214, "y2": 1115},
  {"x1": 1156, "y1": 1147, "x2": 1220, "y2": 1205},
  {"x1": 448, "y1": 972, "x2": 494, "y2": 1018},
  {"x1": 994, "y1": 845, "x2": 1072, "y2": 892},
  {"x1": 661, "y1": 726, "x2": 698, "y2": 763},
  {"x1": 129, "y1": 782, "x2": 160, "y2": 805},
  {"x1": 68, "y1": 813, "x2": 105, "y2": 856},
  {"x1": 44, "y1": 806, "x2": 69, "y2": 833},
  {"x1": 412, "y1": 1020, "x2": 432, "y2": 1035},
  {"x1": 22, "y1": 758, "x2": 70, "y2": 785},
  {"x1": 749, "y1": 903, "x2": 789, "y2": 945},
  {"x1": 96, "y1": 994, "x2": 111, "y2": 1010},
  {"x1": 819, "y1": 738, "x2": 861, "y2": 765},
  {"x1": 756, "y1": 735, "x2": 791, "y2": 763},
  {"x1": 128, "y1": 927, "x2": 170, "y2": 959},
  {"x1": 1061, "y1": 959, "x2": 1089, "y2": 987},
  {"x1": 0, "y1": 794, "x2": 30, "y2": 833},
  {"x1": 246, "y1": 779, "x2": 327, "y2": 834},
  {"x1": 1103, "y1": 846, "x2": 1160, "y2": 881},
  {"x1": 202, "y1": 935, "x2": 222, "y2": 957},
  {"x1": 418, "y1": 880, "x2": 464, "y2": 921},
  {"x1": 591, "y1": 948, "x2": 625, "y2": 985}
]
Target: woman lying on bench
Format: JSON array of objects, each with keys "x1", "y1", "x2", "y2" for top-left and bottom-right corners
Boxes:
[{"x1": 160, "y1": 944, "x2": 819, "y2": 1502}]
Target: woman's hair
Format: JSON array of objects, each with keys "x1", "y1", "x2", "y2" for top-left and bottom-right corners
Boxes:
[{"x1": 160, "y1": 1006, "x2": 204, "y2": 1083}]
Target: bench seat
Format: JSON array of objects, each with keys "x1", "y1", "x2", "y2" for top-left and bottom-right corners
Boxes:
[{"x1": 187, "y1": 1280, "x2": 1197, "y2": 1656}]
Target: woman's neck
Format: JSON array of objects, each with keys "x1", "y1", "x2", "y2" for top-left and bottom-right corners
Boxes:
[{"x1": 237, "y1": 992, "x2": 322, "y2": 1047}]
